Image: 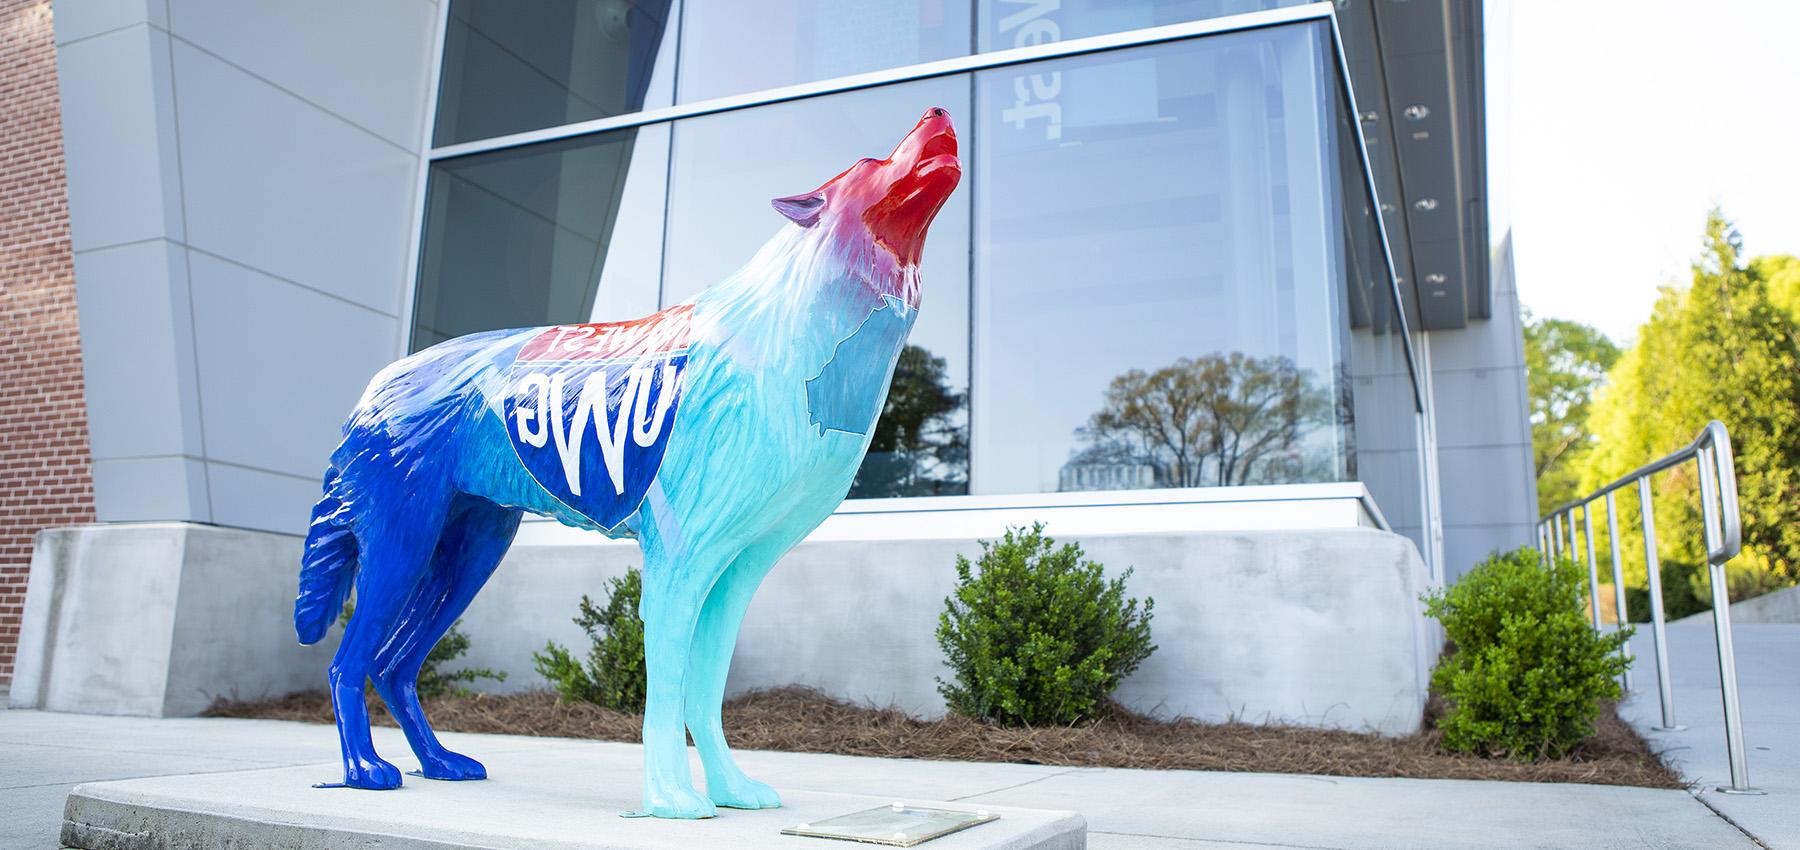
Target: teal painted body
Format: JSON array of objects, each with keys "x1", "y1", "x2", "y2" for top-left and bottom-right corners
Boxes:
[{"x1": 294, "y1": 109, "x2": 960, "y2": 818}]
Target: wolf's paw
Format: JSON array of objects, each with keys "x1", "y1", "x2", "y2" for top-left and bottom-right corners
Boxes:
[
  {"x1": 707, "y1": 772, "x2": 781, "y2": 810},
  {"x1": 416, "y1": 749, "x2": 487, "y2": 781},
  {"x1": 642, "y1": 780, "x2": 717, "y2": 819},
  {"x1": 342, "y1": 754, "x2": 403, "y2": 790}
]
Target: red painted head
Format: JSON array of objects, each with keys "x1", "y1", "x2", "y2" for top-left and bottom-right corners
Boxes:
[{"x1": 771, "y1": 107, "x2": 961, "y2": 269}]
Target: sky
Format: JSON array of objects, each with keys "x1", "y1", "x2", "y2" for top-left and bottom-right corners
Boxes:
[{"x1": 1505, "y1": 1, "x2": 1800, "y2": 344}]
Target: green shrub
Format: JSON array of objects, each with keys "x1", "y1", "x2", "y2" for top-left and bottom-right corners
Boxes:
[
  {"x1": 1623, "y1": 559, "x2": 1710, "y2": 623},
  {"x1": 533, "y1": 568, "x2": 646, "y2": 711},
  {"x1": 1424, "y1": 547, "x2": 1632, "y2": 760},
  {"x1": 936, "y1": 523, "x2": 1155, "y2": 726},
  {"x1": 339, "y1": 600, "x2": 505, "y2": 699}
]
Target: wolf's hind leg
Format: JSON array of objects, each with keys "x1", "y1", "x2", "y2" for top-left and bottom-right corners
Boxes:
[
  {"x1": 325, "y1": 515, "x2": 445, "y2": 790},
  {"x1": 372, "y1": 494, "x2": 520, "y2": 781},
  {"x1": 685, "y1": 540, "x2": 790, "y2": 810}
]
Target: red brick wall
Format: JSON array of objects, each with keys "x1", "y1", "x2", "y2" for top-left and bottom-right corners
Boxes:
[{"x1": 0, "y1": 0, "x2": 96, "y2": 690}]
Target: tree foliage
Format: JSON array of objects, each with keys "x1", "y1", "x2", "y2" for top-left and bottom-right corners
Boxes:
[
  {"x1": 1578, "y1": 209, "x2": 1800, "y2": 609},
  {"x1": 936, "y1": 524, "x2": 1156, "y2": 726},
  {"x1": 1067, "y1": 352, "x2": 1333, "y2": 490},
  {"x1": 851, "y1": 344, "x2": 968, "y2": 497},
  {"x1": 1758, "y1": 254, "x2": 1800, "y2": 322},
  {"x1": 1524, "y1": 314, "x2": 1619, "y2": 514},
  {"x1": 532, "y1": 568, "x2": 647, "y2": 711}
]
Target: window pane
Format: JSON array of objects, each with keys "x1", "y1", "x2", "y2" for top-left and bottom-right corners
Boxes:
[
  {"x1": 972, "y1": 23, "x2": 1353, "y2": 495},
  {"x1": 977, "y1": 0, "x2": 1311, "y2": 53},
  {"x1": 412, "y1": 125, "x2": 668, "y2": 350},
  {"x1": 677, "y1": 0, "x2": 972, "y2": 103},
  {"x1": 663, "y1": 79, "x2": 973, "y2": 496},
  {"x1": 1331, "y1": 45, "x2": 1427, "y2": 552},
  {"x1": 434, "y1": 0, "x2": 678, "y2": 146}
]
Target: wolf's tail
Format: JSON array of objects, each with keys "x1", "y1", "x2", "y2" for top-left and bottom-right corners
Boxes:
[{"x1": 295, "y1": 466, "x2": 358, "y2": 645}]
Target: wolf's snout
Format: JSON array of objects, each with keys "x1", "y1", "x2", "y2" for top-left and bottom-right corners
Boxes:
[{"x1": 902, "y1": 107, "x2": 958, "y2": 168}]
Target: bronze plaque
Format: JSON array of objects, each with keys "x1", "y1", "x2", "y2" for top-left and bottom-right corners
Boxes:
[{"x1": 782, "y1": 803, "x2": 1000, "y2": 847}]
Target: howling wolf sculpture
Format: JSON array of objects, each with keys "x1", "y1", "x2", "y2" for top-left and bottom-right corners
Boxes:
[{"x1": 294, "y1": 108, "x2": 962, "y2": 818}]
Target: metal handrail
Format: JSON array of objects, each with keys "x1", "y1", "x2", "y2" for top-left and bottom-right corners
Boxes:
[{"x1": 1536, "y1": 420, "x2": 1762, "y2": 795}]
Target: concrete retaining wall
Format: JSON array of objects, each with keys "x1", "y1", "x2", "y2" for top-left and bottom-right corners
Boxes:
[
  {"x1": 1675, "y1": 584, "x2": 1800, "y2": 626},
  {"x1": 9, "y1": 523, "x2": 334, "y2": 716},
  {"x1": 14, "y1": 521, "x2": 1435, "y2": 735},
  {"x1": 459, "y1": 527, "x2": 1436, "y2": 735}
]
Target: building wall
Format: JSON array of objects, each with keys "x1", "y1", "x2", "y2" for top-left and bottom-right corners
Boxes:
[
  {"x1": 53, "y1": 0, "x2": 441, "y2": 536},
  {"x1": 1426, "y1": 0, "x2": 1537, "y2": 583},
  {"x1": 43, "y1": 1, "x2": 1534, "y2": 571},
  {"x1": 0, "y1": 0, "x2": 96, "y2": 691},
  {"x1": 1427, "y1": 234, "x2": 1536, "y2": 580}
]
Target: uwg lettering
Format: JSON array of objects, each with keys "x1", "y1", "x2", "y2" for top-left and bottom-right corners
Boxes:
[{"x1": 503, "y1": 305, "x2": 694, "y2": 530}]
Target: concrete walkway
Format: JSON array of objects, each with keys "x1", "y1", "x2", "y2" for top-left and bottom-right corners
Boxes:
[
  {"x1": 1620, "y1": 620, "x2": 1800, "y2": 849},
  {"x1": 0, "y1": 709, "x2": 1760, "y2": 849}
]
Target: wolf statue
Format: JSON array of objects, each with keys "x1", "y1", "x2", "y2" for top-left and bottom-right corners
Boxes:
[{"x1": 293, "y1": 108, "x2": 962, "y2": 818}]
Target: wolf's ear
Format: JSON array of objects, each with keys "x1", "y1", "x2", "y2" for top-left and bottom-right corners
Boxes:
[{"x1": 771, "y1": 192, "x2": 826, "y2": 227}]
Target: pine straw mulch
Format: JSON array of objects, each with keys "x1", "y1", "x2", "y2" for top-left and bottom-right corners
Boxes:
[{"x1": 204, "y1": 686, "x2": 1683, "y2": 789}]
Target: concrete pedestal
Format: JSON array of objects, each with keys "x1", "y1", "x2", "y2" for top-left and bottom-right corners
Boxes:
[
  {"x1": 60, "y1": 746, "x2": 1085, "y2": 850},
  {"x1": 11, "y1": 522, "x2": 332, "y2": 717}
]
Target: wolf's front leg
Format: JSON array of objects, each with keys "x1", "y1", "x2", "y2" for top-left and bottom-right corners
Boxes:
[
  {"x1": 685, "y1": 547, "x2": 784, "y2": 809},
  {"x1": 637, "y1": 571, "x2": 715, "y2": 818}
]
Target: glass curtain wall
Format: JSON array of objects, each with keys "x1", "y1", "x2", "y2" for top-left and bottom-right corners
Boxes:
[
  {"x1": 1328, "y1": 46, "x2": 1427, "y2": 549},
  {"x1": 661, "y1": 79, "x2": 973, "y2": 496},
  {"x1": 411, "y1": 2, "x2": 1425, "y2": 526},
  {"x1": 971, "y1": 25, "x2": 1351, "y2": 495}
]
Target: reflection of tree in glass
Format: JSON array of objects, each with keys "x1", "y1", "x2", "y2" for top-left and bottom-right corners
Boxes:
[
  {"x1": 850, "y1": 344, "x2": 969, "y2": 497},
  {"x1": 1063, "y1": 352, "x2": 1333, "y2": 491}
]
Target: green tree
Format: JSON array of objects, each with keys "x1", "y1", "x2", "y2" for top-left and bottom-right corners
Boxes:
[
  {"x1": 1524, "y1": 314, "x2": 1620, "y2": 514},
  {"x1": 1757, "y1": 254, "x2": 1800, "y2": 322},
  {"x1": 850, "y1": 344, "x2": 968, "y2": 497},
  {"x1": 1068, "y1": 352, "x2": 1334, "y2": 489},
  {"x1": 1579, "y1": 209, "x2": 1800, "y2": 608}
]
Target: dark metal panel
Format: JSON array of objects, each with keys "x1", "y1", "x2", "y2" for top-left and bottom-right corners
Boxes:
[
  {"x1": 1336, "y1": 0, "x2": 1488, "y2": 331},
  {"x1": 1413, "y1": 235, "x2": 1470, "y2": 329},
  {"x1": 1331, "y1": 0, "x2": 1421, "y2": 329}
]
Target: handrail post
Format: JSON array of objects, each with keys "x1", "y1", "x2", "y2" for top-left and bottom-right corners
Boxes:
[
  {"x1": 1696, "y1": 443, "x2": 1760, "y2": 795},
  {"x1": 1638, "y1": 476, "x2": 1679, "y2": 730},
  {"x1": 1551, "y1": 513, "x2": 1563, "y2": 559},
  {"x1": 1582, "y1": 504, "x2": 1602, "y2": 630},
  {"x1": 1604, "y1": 492, "x2": 1632, "y2": 692},
  {"x1": 1565, "y1": 512, "x2": 1578, "y2": 565}
]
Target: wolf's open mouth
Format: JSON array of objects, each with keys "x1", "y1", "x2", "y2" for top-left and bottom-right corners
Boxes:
[
  {"x1": 917, "y1": 128, "x2": 956, "y2": 160},
  {"x1": 917, "y1": 153, "x2": 961, "y2": 178}
]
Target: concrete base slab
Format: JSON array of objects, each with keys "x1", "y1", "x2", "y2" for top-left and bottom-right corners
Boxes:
[
  {"x1": 61, "y1": 747, "x2": 1085, "y2": 850},
  {"x1": 1622, "y1": 622, "x2": 1800, "y2": 849}
]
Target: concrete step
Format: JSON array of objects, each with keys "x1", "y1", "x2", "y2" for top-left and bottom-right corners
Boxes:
[{"x1": 60, "y1": 746, "x2": 1084, "y2": 850}]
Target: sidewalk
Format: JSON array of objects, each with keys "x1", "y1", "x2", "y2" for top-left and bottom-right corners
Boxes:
[
  {"x1": 0, "y1": 708, "x2": 1759, "y2": 849},
  {"x1": 1620, "y1": 620, "x2": 1800, "y2": 849}
]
